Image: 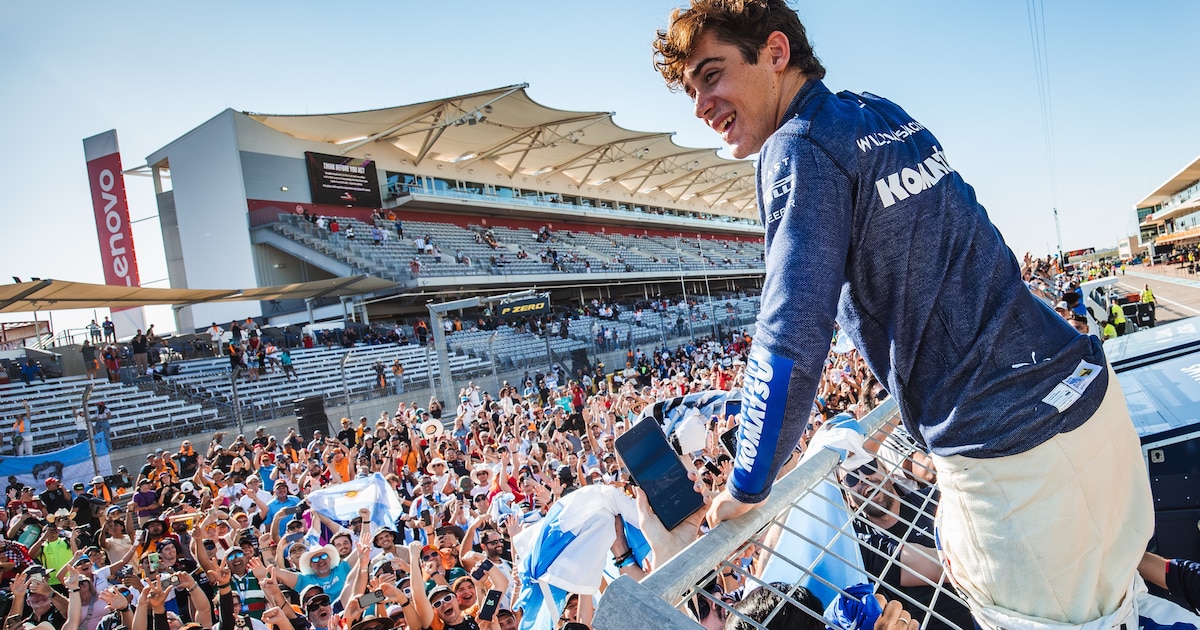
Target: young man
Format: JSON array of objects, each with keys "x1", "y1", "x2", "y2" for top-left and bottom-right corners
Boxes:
[{"x1": 653, "y1": 1, "x2": 1152, "y2": 627}]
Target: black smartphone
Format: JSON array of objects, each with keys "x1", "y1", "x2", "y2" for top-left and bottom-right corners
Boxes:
[
  {"x1": 283, "y1": 532, "x2": 303, "y2": 544},
  {"x1": 614, "y1": 419, "x2": 704, "y2": 530},
  {"x1": 420, "y1": 509, "x2": 432, "y2": 527},
  {"x1": 719, "y1": 426, "x2": 739, "y2": 458},
  {"x1": 359, "y1": 589, "x2": 386, "y2": 608},
  {"x1": 471, "y1": 558, "x2": 494, "y2": 580},
  {"x1": 478, "y1": 589, "x2": 502, "y2": 621},
  {"x1": 203, "y1": 540, "x2": 216, "y2": 551},
  {"x1": 703, "y1": 460, "x2": 722, "y2": 477}
]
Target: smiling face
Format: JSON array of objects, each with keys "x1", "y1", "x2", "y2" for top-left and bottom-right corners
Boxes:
[
  {"x1": 455, "y1": 579, "x2": 477, "y2": 607},
  {"x1": 682, "y1": 31, "x2": 789, "y2": 159}
]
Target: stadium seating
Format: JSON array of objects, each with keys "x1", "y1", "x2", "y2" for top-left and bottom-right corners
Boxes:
[
  {"x1": 0, "y1": 375, "x2": 219, "y2": 452},
  {"x1": 154, "y1": 341, "x2": 490, "y2": 422},
  {"x1": 269, "y1": 214, "x2": 765, "y2": 282}
]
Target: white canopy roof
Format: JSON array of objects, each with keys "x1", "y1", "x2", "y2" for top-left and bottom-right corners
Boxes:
[{"x1": 247, "y1": 84, "x2": 758, "y2": 216}]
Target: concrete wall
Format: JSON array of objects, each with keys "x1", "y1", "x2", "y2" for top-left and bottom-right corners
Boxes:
[{"x1": 146, "y1": 110, "x2": 260, "y2": 331}]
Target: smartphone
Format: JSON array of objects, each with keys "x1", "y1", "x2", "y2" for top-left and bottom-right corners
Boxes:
[
  {"x1": 723, "y1": 398, "x2": 742, "y2": 424},
  {"x1": 614, "y1": 419, "x2": 704, "y2": 531},
  {"x1": 420, "y1": 509, "x2": 432, "y2": 527},
  {"x1": 359, "y1": 589, "x2": 387, "y2": 608},
  {"x1": 719, "y1": 426, "x2": 739, "y2": 458},
  {"x1": 203, "y1": 540, "x2": 216, "y2": 551},
  {"x1": 283, "y1": 532, "x2": 303, "y2": 544},
  {"x1": 471, "y1": 558, "x2": 494, "y2": 580},
  {"x1": 146, "y1": 552, "x2": 161, "y2": 572},
  {"x1": 703, "y1": 460, "x2": 722, "y2": 477},
  {"x1": 160, "y1": 574, "x2": 180, "y2": 588},
  {"x1": 478, "y1": 589, "x2": 502, "y2": 621}
]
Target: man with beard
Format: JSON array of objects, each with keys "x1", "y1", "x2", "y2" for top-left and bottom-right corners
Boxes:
[
  {"x1": 276, "y1": 544, "x2": 352, "y2": 601},
  {"x1": 372, "y1": 527, "x2": 403, "y2": 559},
  {"x1": 131, "y1": 517, "x2": 177, "y2": 564},
  {"x1": 841, "y1": 458, "x2": 972, "y2": 630}
]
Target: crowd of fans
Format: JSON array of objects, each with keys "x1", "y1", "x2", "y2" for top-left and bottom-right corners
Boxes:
[
  {"x1": 0, "y1": 318, "x2": 952, "y2": 630},
  {"x1": 3, "y1": 256, "x2": 1189, "y2": 630}
]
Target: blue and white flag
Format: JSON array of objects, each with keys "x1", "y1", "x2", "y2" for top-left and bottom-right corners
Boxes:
[
  {"x1": 304, "y1": 472, "x2": 404, "y2": 531},
  {"x1": 0, "y1": 433, "x2": 112, "y2": 490},
  {"x1": 511, "y1": 485, "x2": 649, "y2": 630},
  {"x1": 642, "y1": 389, "x2": 732, "y2": 449},
  {"x1": 832, "y1": 329, "x2": 857, "y2": 354}
]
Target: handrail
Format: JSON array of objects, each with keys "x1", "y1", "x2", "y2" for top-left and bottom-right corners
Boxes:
[{"x1": 593, "y1": 397, "x2": 899, "y2": 629}]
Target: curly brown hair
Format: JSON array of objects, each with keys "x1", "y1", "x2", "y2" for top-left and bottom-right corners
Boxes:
[{"x1": 653, "y1": 0, "x2": 825, "y2": 90}]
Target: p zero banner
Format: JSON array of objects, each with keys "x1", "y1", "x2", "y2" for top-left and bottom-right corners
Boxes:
[
  {"x1": 498, "y1": 295, "x2": 550, "y2": 321},
  {"x1": 305, "y1": 152, "x2": 382, "y2": 208},
  {"x1": 84, "y1": 130, "x2": 141, "y2": 290}
]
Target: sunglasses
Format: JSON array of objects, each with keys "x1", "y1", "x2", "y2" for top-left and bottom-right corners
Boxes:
[
  {"x1": 842, "y1": 459, "x2": 879, "y2": 489},
  {"x1": 432, "y1": 593, "x2": 455, "y2": 609},
  {"x1": 312, "y1": 553, "x2": 330, "y2": 563},
  {"x1": 227, "y1": 551, "x2": 246, "y2": 559},
  {"x1": 422, "y1": 552, "x2": 440, "y2": 562},
  {"x1": 473, "y1": 495, "x2": 488, "y2": 502}
]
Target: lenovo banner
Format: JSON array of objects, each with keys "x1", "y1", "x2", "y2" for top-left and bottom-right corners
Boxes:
[
  {"x1": 305, "y1": 151, "x2": 382, "y2": 208},
  {"x1": 84, "y1": 130, "x2": 141, "y2": 290},
  {"x1": 497, "y1": 295, "x2": 551, "y2": 320}
]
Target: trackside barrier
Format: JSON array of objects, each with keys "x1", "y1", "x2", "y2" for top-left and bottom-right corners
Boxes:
[{"x1": 594, "y1": 397, "x2": 972, "y2": 630}]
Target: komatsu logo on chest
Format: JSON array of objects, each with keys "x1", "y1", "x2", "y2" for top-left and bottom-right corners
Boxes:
[{"x1": 874, "y1": 146, "x2": 954, "y2": 208}]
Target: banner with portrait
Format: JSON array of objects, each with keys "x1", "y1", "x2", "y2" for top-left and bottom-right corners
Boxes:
[{"x1": 0, "y1": 434, "x2": 112, "y2": 491}]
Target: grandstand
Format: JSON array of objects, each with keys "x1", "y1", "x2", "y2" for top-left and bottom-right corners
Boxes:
[
  {"x1": 1, "y1": 84, "x2": 770, "y2": 454},
  {"x1": 136, "y1": 83, "x2": 764, "y2": 331},
  {"x1": 0, "y1": 339, "x2": 494, "y2": 452},
  {"x1": 0, "y1": 376, "x2": 219, "y2": 452}
]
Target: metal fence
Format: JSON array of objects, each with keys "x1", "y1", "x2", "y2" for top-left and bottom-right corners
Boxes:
[{"x1": 594, "y1": 398, "x2": 971, "y2": 630}]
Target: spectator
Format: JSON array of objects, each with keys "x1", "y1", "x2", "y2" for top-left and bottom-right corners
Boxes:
[{"x1": 839, "y1": 458, "x2": 973, "y2": 630}]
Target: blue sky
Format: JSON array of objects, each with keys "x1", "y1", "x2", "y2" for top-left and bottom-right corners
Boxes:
[{"x1": 1, "y1": 1, "x2": 1196, "y2": 333}]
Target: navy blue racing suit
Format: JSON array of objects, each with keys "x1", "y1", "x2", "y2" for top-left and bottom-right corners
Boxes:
[{"x1": 731, "y1": 80, "x2": 1108, "y2": 503}]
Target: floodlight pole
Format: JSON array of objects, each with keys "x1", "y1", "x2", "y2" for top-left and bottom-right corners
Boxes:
[
  {"x1": 81, "y1": 384, "x2": 99, "y2": 477},
  {"x1": 543, "y1": 294, "x2": 553, "y2": 375},
  {"x1": 488, "y1": 331, "x2": 500, "y2": 395},
  {"x1": 677, "y1": 236, "x2": 695, "y2": 340},
  {"x1": 231, "y1": 367, "x2": 245, "y2": 436},
  {"x1": 340, "y1": 350, "x2": 354, "y2": 422}
]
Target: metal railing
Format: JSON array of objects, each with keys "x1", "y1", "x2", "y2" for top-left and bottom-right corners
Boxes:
[{"x1": 594, "y1": 397, "x2": 971, "y2": 630}]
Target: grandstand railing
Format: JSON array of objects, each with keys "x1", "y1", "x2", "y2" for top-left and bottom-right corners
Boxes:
[
  {"x1": 594, "y1": 397, "x2": 969, "y2": 630},
  {"x1": 386, "y1": 183, "x2": 763, "y2": 232}
]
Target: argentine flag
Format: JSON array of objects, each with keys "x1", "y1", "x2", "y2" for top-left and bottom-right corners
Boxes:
[
  {"x1": 643, "y1": 389, "x2": 733, "y2": 448},
  {"x1": 512, "y1": 485, "x2": 650, "y2": 630},
  {"x1": 305, "y1": 472, "x2": 404, "y2": 531}
]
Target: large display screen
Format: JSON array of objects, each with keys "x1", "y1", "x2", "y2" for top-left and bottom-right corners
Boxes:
[{"x1": 305, "y1": 151, "x2": 382, "y2": 207}]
